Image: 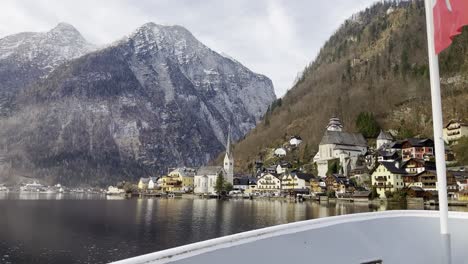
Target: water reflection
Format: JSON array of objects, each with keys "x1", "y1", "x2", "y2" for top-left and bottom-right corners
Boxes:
[{"x1": 0, "y1": 196, "x2": 467, "y2": 264}]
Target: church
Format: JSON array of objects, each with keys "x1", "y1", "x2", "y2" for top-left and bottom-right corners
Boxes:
[
  {"x1": 194, "y1": 130, "x2": 234, "y2": 194},
  {"x1": 313, "y1": 117, "x2": 367, "y2": 177}
]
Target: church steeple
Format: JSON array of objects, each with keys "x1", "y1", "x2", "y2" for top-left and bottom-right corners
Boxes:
[
  {"x1": 223, "y1": 125, "x2": 234, "y2": 183},
  {"x1": 226, "y1": 125, "x2": 231, "y2": 158}
]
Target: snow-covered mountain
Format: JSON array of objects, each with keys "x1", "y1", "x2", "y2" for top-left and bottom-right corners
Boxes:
[
  {"x1": 0, "y1": 23, "x2": 275, "y2": 186},
  {"x1": 0, "y1": 23, "x2": 94, "y2": 114}
]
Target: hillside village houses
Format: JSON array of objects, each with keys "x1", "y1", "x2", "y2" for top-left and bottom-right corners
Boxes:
[
  {"x1": 314, "y1": 117, "x2": 368, "y2": 177},
  {"x1": 132, "y1": 115, "x2": 468, "y2": 201},
  {"x1": 443, "y1": 119, "x2": 468, "y2": 145}
]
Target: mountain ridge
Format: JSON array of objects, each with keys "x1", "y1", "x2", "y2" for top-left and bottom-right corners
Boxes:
[{"x1": 0, "y1": 22, "x2": 275, "y2": 186}]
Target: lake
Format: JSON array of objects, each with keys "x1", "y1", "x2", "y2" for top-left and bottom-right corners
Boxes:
[{"x1": 0, "y1": 193, "x2": 466, "y2": 264}]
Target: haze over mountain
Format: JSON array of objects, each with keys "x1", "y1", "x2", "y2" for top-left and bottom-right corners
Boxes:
[
  {"x1": 0, "y1": 23, "x2": 275, "y2": 186},
  {"x1": 231, "y1": 1, "x2": 468, "y2": 173}
]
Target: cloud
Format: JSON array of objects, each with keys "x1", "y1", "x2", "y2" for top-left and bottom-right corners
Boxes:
[{"x1": 0, "y1": 0, "x2": 377, "y2": 97}]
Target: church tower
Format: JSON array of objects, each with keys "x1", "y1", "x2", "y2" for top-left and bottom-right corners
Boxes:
[{"x1": 223, "y1": 127, "x2": 234, "y2": 185}]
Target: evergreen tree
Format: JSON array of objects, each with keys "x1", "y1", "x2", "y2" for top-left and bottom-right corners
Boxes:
[
  {"x1": 215, "y1": 171, "x2": 225, "y2": 194},
  {"x1": 356, "y1": 112, "x2": 381, "y2": 138}
]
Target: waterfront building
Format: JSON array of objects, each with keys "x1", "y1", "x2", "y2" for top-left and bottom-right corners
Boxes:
[
  {"x1": 313, "y1": 117, "x2": 367, "y2": 177},
  {"x1": 167, "y1": 168, "x2": 196, "y2": 192},
  {"x1": 194, "y1": 129, "x2": 234, "y2": 194},
  {"x1": 310, "y1": 178, "x2": 325, "y2": 193},
  {"x1": 147, "y1": 176, "x2": 160, "y2": 190},
  {"x1": 280, "y1": 172, "x2": 313, "y2": 193},
  {"x1": 443, "y1": 119, "x2": 468, "y2": 145},
  {"x1": 371, "y1": 161, "x2": 406, "y2": 198},
  {"x1": 138, "y1": 177, "x2": 150, "y2": 190},
  {"x1": 325, "y1": 174, "x2": 353, "y2": 195},
  {"x1": 256, "y1": 173, "x2": 281, "y2": 194},
  {"x1": 194, "y1": 166, "x2": 225, "y2": 194}
]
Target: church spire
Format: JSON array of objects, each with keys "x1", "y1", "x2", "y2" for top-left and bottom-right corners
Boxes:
[{"x1": 226, "y1": 124, "x2": 231, "y2": 157}]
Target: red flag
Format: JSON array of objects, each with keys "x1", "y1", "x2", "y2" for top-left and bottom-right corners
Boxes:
[{"x1": 433, "y1": 0, "x2": 468, "y2": 54}]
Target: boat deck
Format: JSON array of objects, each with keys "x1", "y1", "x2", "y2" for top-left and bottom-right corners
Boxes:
[{"x1": 112, "y1": 210, "x2": 468, "y2": 264}]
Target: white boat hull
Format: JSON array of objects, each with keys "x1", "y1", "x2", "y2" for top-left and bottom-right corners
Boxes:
[{"x1": 111, "y1": 210, "x2": 468, "y2": 264}]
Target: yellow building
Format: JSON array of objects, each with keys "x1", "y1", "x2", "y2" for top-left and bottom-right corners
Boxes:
[
  {"x1": 371, "y1": 161, "x2": 406, "y2": 198},
  {"x1": 138, "y1": 177, "x2": 150, "y2": 190},
  {"x1": 161, "y1": 167, "x2": 196, "y2": 192}
]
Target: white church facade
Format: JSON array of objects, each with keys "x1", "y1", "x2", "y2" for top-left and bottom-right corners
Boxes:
[
  {"x1": 313, "y1": 117, "x2": 368, "y2": 177},
  {"x1": 194, "y1": 129, "x2": 234, "y2": 194}
]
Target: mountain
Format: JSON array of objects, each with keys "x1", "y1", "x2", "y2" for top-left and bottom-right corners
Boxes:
[
  {"x1": 230, "y1": 0, "x2": 468, "y2": 173},
  {"x1": 0, "y1": 22, "x2": 275, "y2": 186},
  {"x1": 0, "y1": 23, "x2": 95, "y2": 115}
]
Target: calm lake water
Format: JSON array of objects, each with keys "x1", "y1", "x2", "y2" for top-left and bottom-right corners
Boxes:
[{"x1": 1, "y1": 193, "x2": 467, "y2": 264}]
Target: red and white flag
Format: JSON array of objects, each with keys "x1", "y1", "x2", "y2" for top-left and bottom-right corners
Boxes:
[{"x1": 433, "y1": 0, "x2": 468, "y2": 54}]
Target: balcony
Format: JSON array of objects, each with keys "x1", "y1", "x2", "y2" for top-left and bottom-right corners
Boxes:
[
  {"x1": 374, "y1": 183, "x2": 393, "y2": 188},
  {"x1": 375, "y1": 176, "x2": 387, "y2": 182}
]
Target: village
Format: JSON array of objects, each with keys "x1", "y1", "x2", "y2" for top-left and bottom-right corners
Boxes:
[{"x1": 106, "y1": 116, "x2": 468, "y2": 205}]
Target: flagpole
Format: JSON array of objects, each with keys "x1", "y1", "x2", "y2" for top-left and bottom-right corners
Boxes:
[{"x1": 424, "y1": 0, "x2": 451, "y2": 263}]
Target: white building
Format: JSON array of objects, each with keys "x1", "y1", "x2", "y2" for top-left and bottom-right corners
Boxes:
[
  {"x1": 194, "y1": 129, "x2": 233, "y2": 194},
  {"x1": 257, "y1": 173, "x2": 281, "y2": 194},
  {"x1": 147, "y1": 176, "x2": 159, "y2": 190},
  {"x1": 194, "y1": 166, "x2": 225, "y2": 194},
  {"x1": 314, "y1": 117, "x2": 367, "y2": 177},
  {"x1": 376, "y1": 130, "x2": 394, "y2": 150},
  {"x1": 274, "y1": 148, "x2": 287, "y2": 157},
  {"x1": 289, "y1": 136, "x2": 303, "y2": 147}
]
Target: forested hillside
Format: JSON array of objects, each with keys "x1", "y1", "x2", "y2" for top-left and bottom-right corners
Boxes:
[{"x1": 231, "y1": 0, "x2": 468, "y2": 173}]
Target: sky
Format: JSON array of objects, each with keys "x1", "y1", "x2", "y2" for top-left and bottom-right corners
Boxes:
[{"x1": 0, "y1": 0, "x2": 378, "y2": 97}]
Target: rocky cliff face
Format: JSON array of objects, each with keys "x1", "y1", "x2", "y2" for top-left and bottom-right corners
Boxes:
[{"x1": 0, "y1": 23, "x2": 275, "y2": 186}]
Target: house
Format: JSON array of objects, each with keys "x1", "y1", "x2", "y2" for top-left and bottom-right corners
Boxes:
[
  {"x1": 276, "y1": 162, "x2": 292, "y2": 174},
  {"x1": 233, "y1": 177, "x2": 250, "y2": 191},
  {"x1": 257, "y1": 173, "x2": 282, "y2": 194},
  {"x1": 281, "y1": 172, "x2": 313, "y2": 193},
  {"x1": 314, "y1": 117, "x2": 367, "y2": 177},
  {"x1": 289, "y1": 136, "x2": 303, "y2": 147},
  {"x1": 457, "y1": 190, "x2": 468, "y2": 201},
  {"x1": 160, "y1": 175, "x2": 182, "y2": 192},
  {"x1": 371, "y1": 161, "x2": 406, "y2": 198},
  {"x1": 402, "y1": 158, "x2": 435, "y2": 174},
  {"x1": 167, "y1": 167, "x2": 196, "y2": 192},
  {"x1": 443, "y1": 119, "x2": 468, "y2": 145},
  {"x1": 310, "y1": 178, "x2": 325, "y2": 193},
  {"x1": 147, "y1": 176, "x2": 160, "y2": 190},
  {"x1": 274, "y1": 148, "x2": 287, "y2": 157},
  {"x1": 325, "y1": 174, "x2": 353, "y2": 194},
  {"x1": 377, "y1": 149, "x2": 399, "y2": 162},
  {"x1": 138, "y1": 177, "x2": 150, "y2": 191},
  {"x1": 401, "y1": 138, "x2": 434, "y2": 161},
  {"x1": 376, "y1": 130, "x2": 394, "y2": 150}
]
